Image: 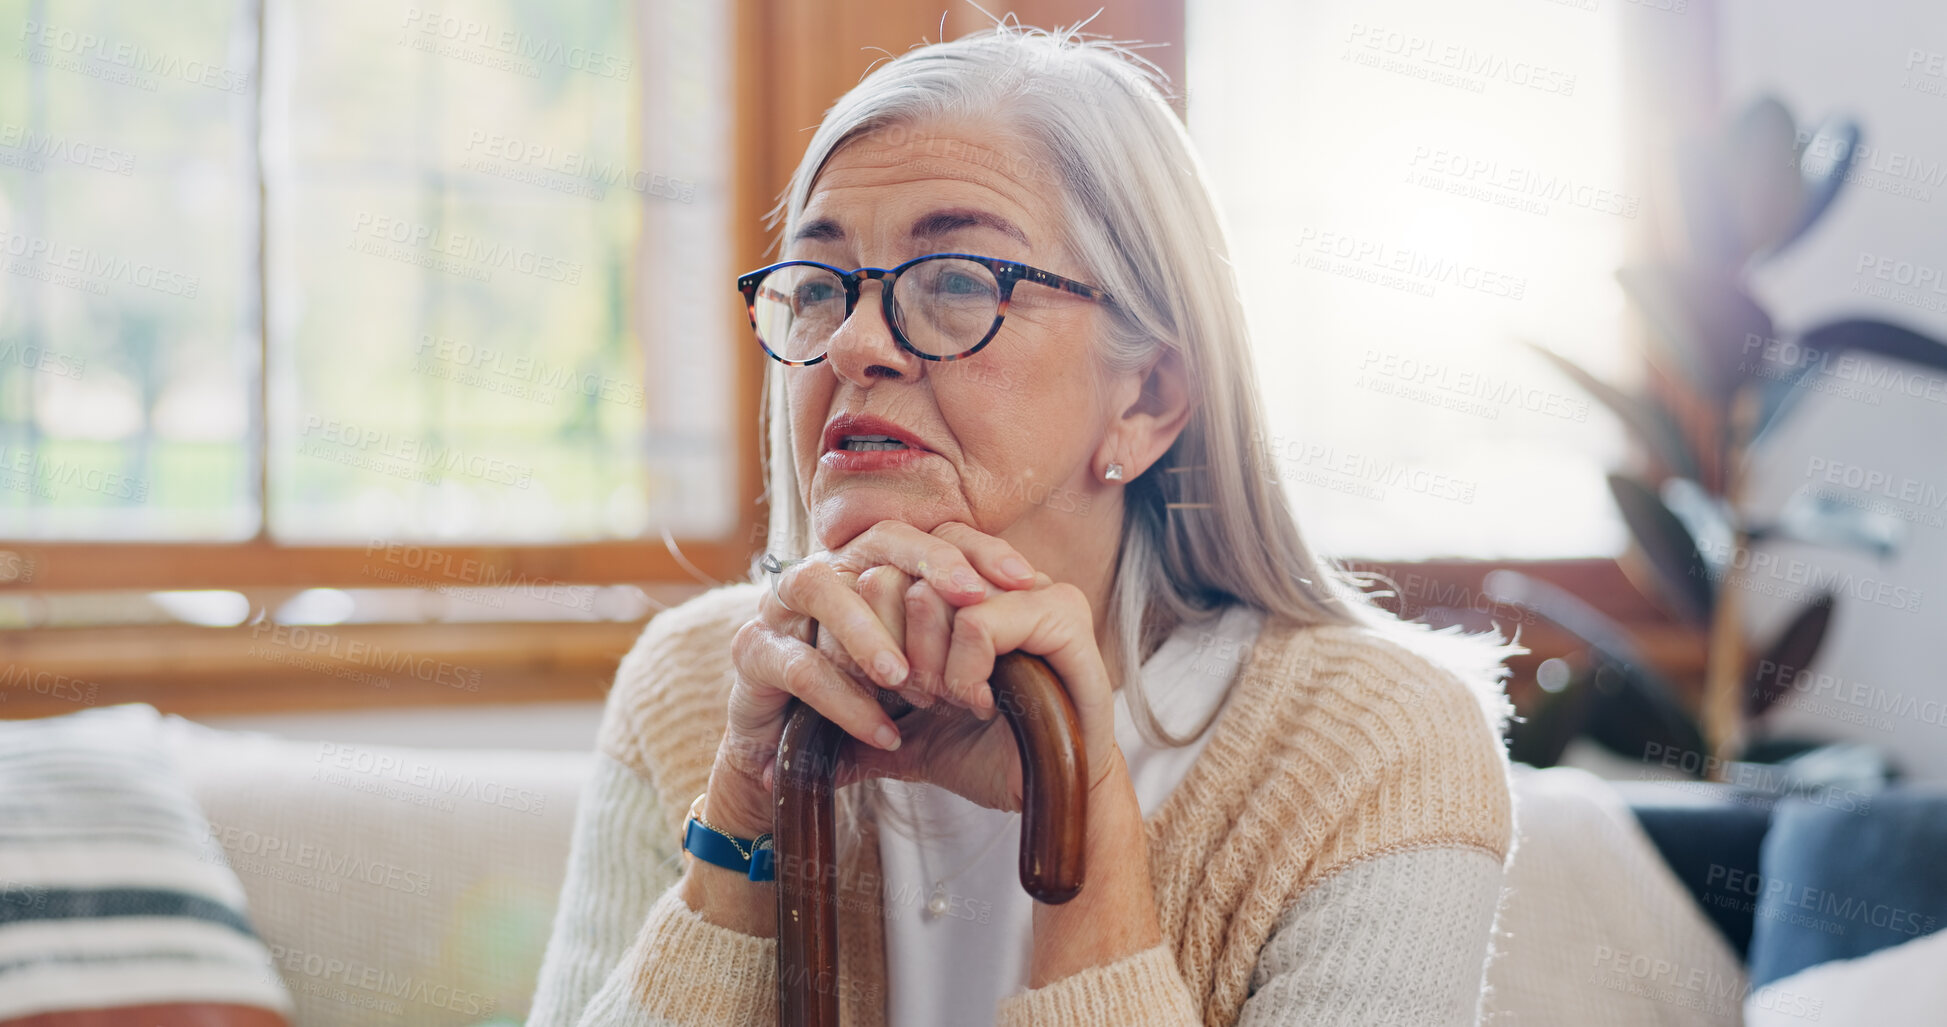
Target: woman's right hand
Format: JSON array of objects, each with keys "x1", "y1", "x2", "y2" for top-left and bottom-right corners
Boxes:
[{"x1": 699, "y1": 521, "x2": 1040, "y2": 840}]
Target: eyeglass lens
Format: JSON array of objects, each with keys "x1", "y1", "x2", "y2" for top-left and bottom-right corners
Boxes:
[{"x1": 752, "y1": 257, "x2": 1001, "y2": 361}]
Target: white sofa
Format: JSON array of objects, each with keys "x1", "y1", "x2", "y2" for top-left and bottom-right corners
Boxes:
[{"x1": 154, "y1": 717, "x2": 1747, "y2": 1027}]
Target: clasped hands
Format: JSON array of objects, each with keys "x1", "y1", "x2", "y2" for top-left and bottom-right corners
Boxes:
[
  {"x1": 715, "y1": 520, "x2": 1123, "y2": 825},
  {"x1": 692, "y1": 519, "x2": 1164, "y2": 982}
]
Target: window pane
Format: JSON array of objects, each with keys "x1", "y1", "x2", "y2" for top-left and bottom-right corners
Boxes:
[
  {"x1": 1189, "y1": 0, "x2": 1631, "y2": 559},
  {"x1": 0, "y1": 0, "x2": 255, "y2": 539},
  {"x1": 263, "y1": 0, "x2": 732, "y2": 542}
]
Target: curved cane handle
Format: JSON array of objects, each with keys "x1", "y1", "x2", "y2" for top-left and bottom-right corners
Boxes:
[
  {"x1": 989, "y1": 651, "x2": 1088, "y2": 903},
  {"x1": 773, "y1": 651, "x2": 1087, "y2": 1027}
]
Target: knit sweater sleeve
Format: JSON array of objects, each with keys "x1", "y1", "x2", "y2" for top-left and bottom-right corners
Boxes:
[
  {"x1": 569, "y1": 877, "x2": 779, "y2": 1026},
  {"x1": 527, "y1": 751, "x2": 779, "y2": 1027},
  {"x1": 527, "y1": 582, "x2": 781, "y2": 1026},
  {"x1": 1224, "y1": 626, "x2": 1513, "y2": 1026},
  {"x1": 525, "y1": 752, "x2": 684, "y2": 1026},
  {"x1": 1235, "y1": 846, "x2": 1506, "y2": 1025},
  {"x1": 994, "y1": 942, "x2": 1202, "y2": 1026},
  {"x1": 992, "y1": 846, "x2": 1505, "y2": 1027}
]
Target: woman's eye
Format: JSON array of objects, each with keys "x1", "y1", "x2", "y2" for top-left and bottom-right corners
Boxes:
[
  {"x1": 793, "y1": 281, "x2": 838, "y2": 306},
  {"x1": 935, "y1": 273, "x2": 992, "y2": 297}
]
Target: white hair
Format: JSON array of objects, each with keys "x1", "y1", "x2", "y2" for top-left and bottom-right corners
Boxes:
[{"x1": 750, "y1": 18, "x2": 1518, "y2": 752}]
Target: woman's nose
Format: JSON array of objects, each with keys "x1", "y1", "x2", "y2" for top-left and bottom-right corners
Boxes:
[{"x1": 824, "y1": 279, "x2": 920, "y2": 384}]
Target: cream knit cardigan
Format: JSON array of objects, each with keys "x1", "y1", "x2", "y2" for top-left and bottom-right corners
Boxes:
[{"x1": 532, "y1": 582, "x2": 1515, "y2": 1026}]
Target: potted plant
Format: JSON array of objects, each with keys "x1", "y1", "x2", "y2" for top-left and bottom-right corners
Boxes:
[{"x1": 1496, "y1": 96, "x2": 1947, "y2": 779}]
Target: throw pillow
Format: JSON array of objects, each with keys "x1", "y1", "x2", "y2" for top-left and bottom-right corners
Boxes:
[
  {"x1": 0, "y1": 704, "x2": 294, "y2": 1025},
  {"x1": 1746, "y1": 790, "x2": 1947, "y2": 985}
]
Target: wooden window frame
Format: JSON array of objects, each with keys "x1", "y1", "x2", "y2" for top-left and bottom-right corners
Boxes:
[
  {"x1": 1, "y1": 0, "x2": 1702, "y2": 724},
  {"x1": 2, "y1": 0, "x2": 769, "y2": 596}
]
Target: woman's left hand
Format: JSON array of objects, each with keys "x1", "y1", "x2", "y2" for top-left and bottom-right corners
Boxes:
[{"x1": 817, "y1": 520, "x2": 1125, "y2": 814}]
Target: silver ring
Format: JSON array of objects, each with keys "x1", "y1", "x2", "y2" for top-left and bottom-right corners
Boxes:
[{"x1": 761, "y1": 553, "x2": 804, "y2": 615}]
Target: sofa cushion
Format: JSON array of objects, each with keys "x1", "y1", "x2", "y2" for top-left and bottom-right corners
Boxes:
[
  {"x1": 0, "y1": 704, "x2": 294, "y2": 1025},
  {"x1": 1612, "y1": 780, "x2": 1774, "y2": 959},
  {"x1": 1743, "y1": 924, "x2": 1947, "y2": 1025},
  {"x1": 1746, "y1": 790, "x2": 1947, "y2": 986},
  {"x1": 1483, "y1": 765, "x2": 1747, "y2": 1026},
  {"x1": 158, "y1": 716, "x2": 588, "y2": 1027}
]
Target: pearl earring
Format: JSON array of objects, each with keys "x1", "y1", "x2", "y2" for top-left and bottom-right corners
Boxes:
[{"x1": 1104, "y1": 462, "x2": 1124, "y2": 482}]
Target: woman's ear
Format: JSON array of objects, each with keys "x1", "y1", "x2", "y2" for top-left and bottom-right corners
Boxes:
[{"x1": 1098, "y1": 347, "x2": 1194, "y2": 481}]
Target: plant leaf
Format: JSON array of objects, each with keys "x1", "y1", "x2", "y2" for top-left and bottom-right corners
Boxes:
[
  {"x1": 1617, "y1": 263, "x2": 1775, "y2": 401},
  {"x1": 1660, "y1": 478, "x2": 1737, "y2": 574},
  {"x1": 1608, "y1": 473, "x2": 1716, "y2": 627},
  {"x1": 1583, "y1": 661, "x2": 1711, "y2": 769},
  {"x1": 1506, "y1": 671, "x2": 1596, "y2": 769},
  {"x1": 1773, "y1": 117, "x2": 1862, "y2": 255},
  {"x1": 1724, "y1": 97, "x2": 1808, "y2": 259},
  {"x1": 1762, "y1": 486, "x2": 1905, "y2": 560},
  {"x1": 1745, "y1": 593, "x2": 1837, "y2": 717},
  {"x1": 1799, "y1": 318, "x2": 1947, "y2": 371},
  {"x1": 1749, "y1": 319, "x2": 1947, "y2": 452},
  {"x1": 1617, "y1": 263, "x2": 1716, "y2": 390},
  {"x1": 1484, "y1": 569, "x2": 1650, "y2": 664},
  {"x1": 1483, "y1": 570, "x2": 1708, "y2": 765},
  {"x1": 1673, "y1": 137, "x2": 1746, "y2": 272},
  {"x1": 1748, "y1": 349, "x2": 1823, "y2": 447},
  {"x1": 1521, "y1": 339, "x2": 1701, "y2": 481}
]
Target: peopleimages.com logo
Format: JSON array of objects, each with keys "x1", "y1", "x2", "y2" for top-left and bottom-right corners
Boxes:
[
  {"x1": 1, "y1": 228, "x2": 199, "y2": 298},
  {"x1": 313, "y1": 742, "x2": 546, "y2": 816},
  {"x1": 15, "y1": 19, "x2": 253, "y2": 93}
]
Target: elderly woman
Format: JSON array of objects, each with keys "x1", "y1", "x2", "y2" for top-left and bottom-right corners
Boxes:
[{"x1": 530, "y1": 22, "x2": 1514, "y2": 1027}]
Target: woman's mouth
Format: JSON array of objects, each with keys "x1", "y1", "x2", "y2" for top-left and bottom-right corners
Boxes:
[{"x1": 822, "y1": 435, "x2": 929, "y2": 471}]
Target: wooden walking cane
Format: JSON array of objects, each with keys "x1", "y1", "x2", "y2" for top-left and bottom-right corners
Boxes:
[{"x1": 773, "y1": 651, "x2": 1088, "y2": 1026}]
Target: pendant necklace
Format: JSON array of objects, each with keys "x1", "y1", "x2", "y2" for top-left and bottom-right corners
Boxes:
[{"x1": 913, "y1": 799, "x2": 1019, "y2": 920}]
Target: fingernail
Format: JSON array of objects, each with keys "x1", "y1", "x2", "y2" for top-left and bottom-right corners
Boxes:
[
  {"x1": 1000, "y1": 556, "x2": 1032, "y2": 581},
  {"x1": 952, "y1": 570, "x2": 982, "y2": 594},
  {"x1": 876, "y1": 651, "x2": 908, "y2": 687},
  {"x1": 874, "y1": 724, "x2": 902, "y2": 751},
  {"x1": 976, "y1": 686, "x2": 995, "y2": 714}
]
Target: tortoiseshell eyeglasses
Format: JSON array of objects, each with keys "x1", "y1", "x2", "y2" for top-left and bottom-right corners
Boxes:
[{"x1": 735, "y1": 252, "x2": 1113, "y2": 366}]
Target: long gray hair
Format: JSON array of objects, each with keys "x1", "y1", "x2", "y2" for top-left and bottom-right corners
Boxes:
[{"x1": 748, "y1": 19, "x2": 1517, "y2": 754}]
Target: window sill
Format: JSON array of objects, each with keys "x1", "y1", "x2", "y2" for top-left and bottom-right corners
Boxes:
[
  {"x1": 0, "y1": 598, "x2": 710, "y2": 721},
  {"x1": 1, "y1": 555, "x2": 1694, "y2": 724}
]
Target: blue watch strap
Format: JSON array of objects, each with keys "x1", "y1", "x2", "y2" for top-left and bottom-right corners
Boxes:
[
  {"x1": 684, "y1": 816, "x2": 776, "y2": 882},
  {"x1": 750, "y1": 836, "x2": 776, "y2": 881}
]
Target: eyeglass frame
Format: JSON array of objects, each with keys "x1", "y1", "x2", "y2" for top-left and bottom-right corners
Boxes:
[{"x1": 735, "y1": 252, "x2": 1114, "y2": 367}]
